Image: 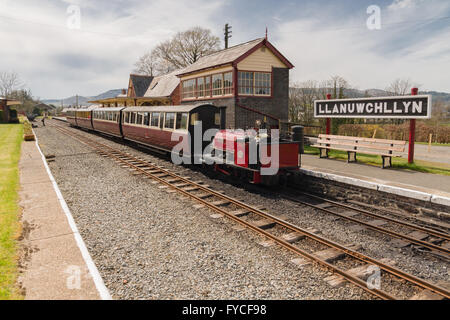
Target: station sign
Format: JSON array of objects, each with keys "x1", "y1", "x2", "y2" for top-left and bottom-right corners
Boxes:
[{"x1": 314, "y1": 95, "x2": 432, "y2": 119}]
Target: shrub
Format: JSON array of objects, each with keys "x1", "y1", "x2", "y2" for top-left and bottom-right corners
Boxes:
[
  {"x1": 0, "y1": 110, "x2": 3, "y2": 122},
  {"x1": 337, "y1": 123, "x2": 450, "y2": 143}
]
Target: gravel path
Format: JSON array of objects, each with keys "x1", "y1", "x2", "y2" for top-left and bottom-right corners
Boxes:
[{"x1": 33, "y1": 121, "x2": 449, "y2": 299}]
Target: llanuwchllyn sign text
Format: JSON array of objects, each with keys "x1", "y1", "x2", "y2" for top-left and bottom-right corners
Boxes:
[{"x1": 314, "y1": 95, "x2": 432, "y2": 119}]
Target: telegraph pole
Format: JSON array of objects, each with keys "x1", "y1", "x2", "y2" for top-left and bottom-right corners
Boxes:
[{"x1": 224, "y1": 23, "x2": 232, "y2": 49}]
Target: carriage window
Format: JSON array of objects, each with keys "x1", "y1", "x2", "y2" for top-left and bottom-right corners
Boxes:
[
  {"x1": 124, "y1": 112, "x2": 129, "y2": 123},
  {"x1": 164, "y1": 112, "x2": 175, "y2": 129},
  {"x1": 150, "y1": 112, "x2": 159, "y2": 127},
  {"x1": 130, "y1": 112, "x2": 136, "y2": 124},
  {"x1": 159, "y1": 113, "x2": 164, "y2": 129},
  {"x1": 143, "y1": 112, "x2": 150, "y2": 126},
  {"x1": 136, "y1": 112, "x2": 144, "y2": 125},
  {"x1": 176, "y1": 113, "x2": 188, "y2": 130},
  {"x1": 190, "y1": 113, "x2": 198, "y2": 125}
]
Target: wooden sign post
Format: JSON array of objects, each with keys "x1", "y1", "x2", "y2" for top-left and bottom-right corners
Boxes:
[
  {"x1": 408, "y1": 88, "x2": 418, "y2": 163},
  {"x1": 326, "y1": 94, "x2": 332, "y2": 134}
]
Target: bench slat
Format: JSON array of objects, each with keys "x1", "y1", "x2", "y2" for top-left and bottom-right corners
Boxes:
[
  {"x1": 311, "y1": 145, "x2": 403, "y2": 158},
  {"x1": 318, "y1": 134, "x2": 407, "y2": 146},
  {"x1": 315, "y1": 140, "x2": 405, "y2": 152}
]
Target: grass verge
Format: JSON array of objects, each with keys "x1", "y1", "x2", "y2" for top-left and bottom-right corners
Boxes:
[
  {"x1": 304, "y1": 145, "x2": 450, "y2": 176},
  {"x1": 0, "y1": 124, "x2": 24, "y2": 299}
]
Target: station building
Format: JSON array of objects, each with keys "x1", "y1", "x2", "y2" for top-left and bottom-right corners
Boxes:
[
  {"x1": 90, "y1": 37, "x2": 294, "y2": 130},
  {"x1": 177, "y1": 38, "x2": 294, "y2": 129}
]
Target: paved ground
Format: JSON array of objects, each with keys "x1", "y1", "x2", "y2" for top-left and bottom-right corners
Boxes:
[
  {"x1": 301, "y1": 154, "x2": 450, "y2": 196},
  {"x1": 408, "y1": 144, "x2": 450, "y2": 165},
  {"x1": 18, "y1": 138, "x2": 102, "y2": 299}
]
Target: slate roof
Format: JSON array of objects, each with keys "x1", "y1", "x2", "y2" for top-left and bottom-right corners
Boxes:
[
  {"x1": 144, "y1": 69, "x2": 184, "y2": 98},
  {"x1": 176, "y1": 38, "x2": 265, "y2": 76},
  {"x1": 130, "y1": 74, "x2": 154, "y2": 97}
]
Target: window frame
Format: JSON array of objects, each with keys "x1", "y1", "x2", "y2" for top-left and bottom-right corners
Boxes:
[
  {"x1": 150, "y1": 112, "x2": 160, "y2": 127},
  {"x1": 238, "y1": 70, "x2": 272, "y2": 97},
  {"x1": 181, "y1": 70, "x2": 234, "y2": 101},
  {"x1": 175, "y1": 112, "x2": 189, "y2": 131},
  {"x1": 163, "y1": 112, "x2": 176, "y2": 131}
]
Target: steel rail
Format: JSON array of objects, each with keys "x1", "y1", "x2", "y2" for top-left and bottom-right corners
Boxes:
[
  {"x1": 281, "y1": 193, "x2": 450, "y2": 256},
  {"x1": 297, "y1": 190, "x2": 450, "y2": 241},
  {"x1": 52, "y1": 123, "x2": 450, "y2": 299}
]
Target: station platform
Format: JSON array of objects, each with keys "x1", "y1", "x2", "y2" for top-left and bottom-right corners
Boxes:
[
  {"x1": 18, "y1": 134, "x2": 109, "y2": 299},
  {"x1": 300, "y1": 154, "x2": 450, "y2": 207}
]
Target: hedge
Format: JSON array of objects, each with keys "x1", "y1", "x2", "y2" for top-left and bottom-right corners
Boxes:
[{"x1": 338, "y1": 123, "x2": 450, "y2": 144}]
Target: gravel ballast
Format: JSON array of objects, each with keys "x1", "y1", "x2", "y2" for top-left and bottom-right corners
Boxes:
[{"x1": 32, "y1": 121, "x2": 449, "y2": 299}]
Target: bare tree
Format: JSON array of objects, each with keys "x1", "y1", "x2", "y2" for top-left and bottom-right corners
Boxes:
[
  {"x1": 385, "y1": 78, "x2": 418, "y2": 96},
  {"x1": 328, "y1": 75, "x2": 349, "y2": 99},
  {"x1": 134, "y1": 52, "x2": 158, "y2": 76},
  {"x1": 289, "y1": 80, "x2": 319, "y2": 125},
  {"x1": 0, "y1": 72, "x2": 22, "y2": 98},
  {"x1": 135, "y1": 27, "x2": 220, "y2": 75}
]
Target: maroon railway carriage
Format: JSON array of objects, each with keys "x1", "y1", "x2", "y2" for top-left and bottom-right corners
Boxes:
[
  {"x1": 121, "y1": 104, "x2": 223, "y2": 161},
  {"x1": 75, "y1": 106, "x2": 96, "y2": 130},
  {"x1": 65, "y1": 108, "x2": 78, "y2": 127},
  {"x1": 92, "y1": 107, "x2": 124, "y2": 138}
]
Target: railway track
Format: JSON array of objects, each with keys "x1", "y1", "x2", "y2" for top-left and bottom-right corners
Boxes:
[
  {"x1": 282, "y1": 189, "x2": 450, "y2": 258},
  {"x1": 49, "y1": 122, "x2": 450, "y2": 300}
]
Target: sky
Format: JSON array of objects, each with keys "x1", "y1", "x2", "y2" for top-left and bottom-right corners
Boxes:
[{"x1": 0, "y1": 0, "x2": 449, "y2": 99}]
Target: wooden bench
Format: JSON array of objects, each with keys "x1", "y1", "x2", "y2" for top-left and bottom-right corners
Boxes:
[{"x1": 311, "y1": 134, "x2": 407, "y2": 169}]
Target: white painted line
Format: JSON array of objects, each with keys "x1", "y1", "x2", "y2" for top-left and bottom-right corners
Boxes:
[{"x1": 32, "y1": 129, "x2": 112, "y2": 300}]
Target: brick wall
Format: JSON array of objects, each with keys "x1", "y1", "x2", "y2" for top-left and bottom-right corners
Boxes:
[
  {"x1": 171, "y1": 84, "x2": 181, "y2": 105},
  {"x1": 235, "y1": 67, "x2": 289, "y2": 129}
]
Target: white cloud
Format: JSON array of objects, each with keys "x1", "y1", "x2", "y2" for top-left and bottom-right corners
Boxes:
[
  {"x1": 388, "y1": 0, "x2": 422, "y2": 11},
  {"x1": 0, "y1": 0, "x2": 449, "y2": 99},
  {"x1": 273, "y1": 1, "x2": 450, "y2": 92},
  {"x1": 0, "y1": 0, "x2": 225, "y2": 98}
]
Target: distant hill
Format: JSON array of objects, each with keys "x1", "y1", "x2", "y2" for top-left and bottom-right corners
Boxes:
[
  {"x1": 42, "y1": 89, "x2": 123, "y2": 106},
  {"x1": 300, "y1": 88, "x2": 450, "y2": 102}
]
